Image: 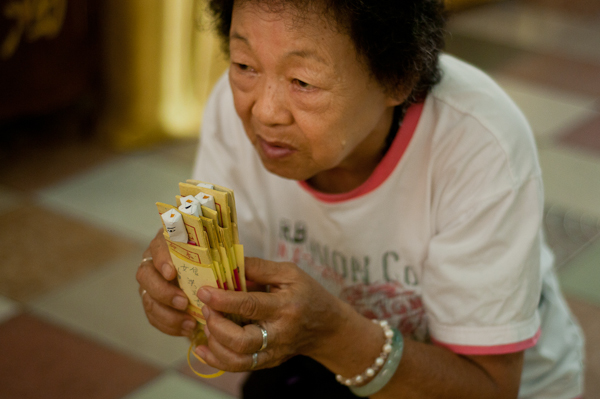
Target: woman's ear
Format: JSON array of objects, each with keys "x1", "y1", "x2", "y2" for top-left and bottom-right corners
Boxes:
[
  {"x1": 385, "y1": 75, "x2": 420, "y2": 107},
  {"x1": 384, "y1": 85, "x2": 412, "y2": 107},
  {"x1": 385, "y1": 95, "x2": 405, "y2": 107}
]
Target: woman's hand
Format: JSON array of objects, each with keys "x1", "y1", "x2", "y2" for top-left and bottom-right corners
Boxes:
[
  {"x1": 194, "y1": 257, "x2": 358, "y2": 372},
  {"x1": 136, "y1": 229, "x2": 198, "y2": 337}
]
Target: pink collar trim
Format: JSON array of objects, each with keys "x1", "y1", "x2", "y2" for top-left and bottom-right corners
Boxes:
[{"x1": 298, "y1": 102, "x2": 423, "y2": 203}]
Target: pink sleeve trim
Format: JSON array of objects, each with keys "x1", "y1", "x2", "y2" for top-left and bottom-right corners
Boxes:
[
  {"x1": 298, "y1": 102, "x2": 424, "y2": 203},
  {"x1": 431, "y1": 328, "x2": 541, "y2": 355}
]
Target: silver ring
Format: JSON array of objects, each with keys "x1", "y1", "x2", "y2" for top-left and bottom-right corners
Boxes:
[
  {"x1": 141, "y1": 257, "x2": 153, "y2": 264},
  {"x1": 250, "y1": 352, "x2": 258, "y2": 370},
  {"x1": 257, "y1": 325, "x2": 268, "y2": 351}
]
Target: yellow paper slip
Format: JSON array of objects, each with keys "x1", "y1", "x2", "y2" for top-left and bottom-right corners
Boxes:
[{"x1": 164, "y1": 233, "x2": 219, "y2": 324}]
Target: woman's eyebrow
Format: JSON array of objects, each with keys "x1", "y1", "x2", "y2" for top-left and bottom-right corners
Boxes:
[
  {"x1": 230, "y1": 31, "x2": 249, "y2": 44},
  {"x1": 285, "y1": 50, "x2": 329, "y2": 66}
]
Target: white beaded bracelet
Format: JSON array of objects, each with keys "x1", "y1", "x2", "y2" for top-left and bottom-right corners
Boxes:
[{"x1": 335, "y1": 319, "x2": 394, "y2": 387}]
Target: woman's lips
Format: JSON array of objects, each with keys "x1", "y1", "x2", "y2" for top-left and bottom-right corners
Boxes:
[{"x1": 257, "y1": 136, "x2": 297, "y2": 159}]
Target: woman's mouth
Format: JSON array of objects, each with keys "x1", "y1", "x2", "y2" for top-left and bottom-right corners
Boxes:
[{"x1": 257, "y1": 136, "x2": 297, "y2": 159}]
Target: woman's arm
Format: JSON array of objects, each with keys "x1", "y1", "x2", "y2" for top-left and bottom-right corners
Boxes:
[{"x1": 352, "y1": 331, "x2": 524, "y2": 399}]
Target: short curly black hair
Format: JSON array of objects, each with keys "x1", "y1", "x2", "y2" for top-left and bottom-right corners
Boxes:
[{"x1": 206, "y1": 0, "x2": 446, "y2": 104}]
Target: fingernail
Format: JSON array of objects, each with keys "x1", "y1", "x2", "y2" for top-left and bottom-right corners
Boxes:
[
  {"x1": 173, "y1": 296, "x2": 188, "y2": 310},
  {"x1": 182, "y1": 319, "x2": 196, "y2": 331},
  {"x1": 162, "y1": 264, "x2": 173, "y2": 279},
  {"x1": 197, "y1": 288, "x2": 211, "y2": 303},
  {"x1": 202, "y1": 305, "x2": 210, "y2": 319}
]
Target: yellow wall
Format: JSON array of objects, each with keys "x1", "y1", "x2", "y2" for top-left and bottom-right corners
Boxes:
[{"x1": 100, "y1": 0, "x2": 228, "y2": 150}]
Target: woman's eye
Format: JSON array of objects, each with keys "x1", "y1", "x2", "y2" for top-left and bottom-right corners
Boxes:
[
  {"x1": 235, "y1": 63, "x2": 252, "y2": 72},
  {"x1": 293, "y1": 79, "x2": 313, "y2": 89}
]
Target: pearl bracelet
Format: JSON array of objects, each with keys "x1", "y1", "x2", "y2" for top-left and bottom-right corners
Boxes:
[
  {"x1": 335, "y1": 319, "x2": 395, "y2": 387},
  {"x1": 350, "y1": 327, "x2": 404, "y2": 397}
]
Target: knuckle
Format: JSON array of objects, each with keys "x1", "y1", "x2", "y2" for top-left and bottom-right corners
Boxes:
[
  {"x1": 135, "y1": 265, "x2": 145, "y2": 284},
  {"x1": 231, "y1": 356, "x2": 249, "y2": 372},
  {"x1": 143, "y1": 296, "x2": 154, "y2": 314},
  {"x1": 230, "y1": 334, "x2": 252, "y2": 353},
  {"x1": 279, "y1": 305, "x2": 304, "y2": 335},
  {"x1": 239, "y1": 296, "x2": 260, "y2": 319},
  {"x1": 150, "y1": 230, "x2": 166, "y2": 251},
  {"x1": 282, "y1": 262, "x2": 300, "y2": 279},
  {"x1": 254, "y1": 352, "x2": 276, "y2": 371},
  {"x1": 146, "y1": 314, "x2": 168, "y2": 334}
]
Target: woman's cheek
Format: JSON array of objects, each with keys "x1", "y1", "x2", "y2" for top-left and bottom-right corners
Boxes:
[
  {"x1": 230, "y1": 100, "x2": 253, "y2": 146},
  {"x1": 294, "y1": 93, "x2": 331, "y2": 116},
  {"x1": 229, "y1": 70, "x2": 255, "y2": 94},
  {"x1": 291, "y1": 89, "x2": 332, "y2": 114},
  {"x1": 230, "y1": 79, "x2": 254, "y2": 113}
]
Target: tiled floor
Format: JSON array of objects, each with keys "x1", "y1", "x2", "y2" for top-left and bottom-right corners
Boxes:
[
  {"x1": 0, "y1": 314, "x2": 162, "y2": 399},
  {"x1": 0, "y1": 0, "x2": 599, "y2": 397}
]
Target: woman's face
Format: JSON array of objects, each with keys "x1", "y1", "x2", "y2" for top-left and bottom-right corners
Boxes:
[{"x1": 229, "y1": 2, "x2": 402, "y2": 183}]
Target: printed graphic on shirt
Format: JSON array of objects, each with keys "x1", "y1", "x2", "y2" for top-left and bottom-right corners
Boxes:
[{"x1": 276, "y1": 218, "x2": 428, "y2": 341}]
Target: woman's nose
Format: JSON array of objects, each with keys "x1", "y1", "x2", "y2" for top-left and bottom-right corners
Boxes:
[{"x1": 252, "y1": 79, "x2": 293, "y2": 127}]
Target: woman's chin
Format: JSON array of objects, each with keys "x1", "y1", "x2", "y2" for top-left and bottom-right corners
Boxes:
[{"x1": 259, "y1": 157, "x2": 316, "y2": 182}]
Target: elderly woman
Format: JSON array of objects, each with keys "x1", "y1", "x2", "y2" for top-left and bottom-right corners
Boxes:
[{"x1": 136, "y1": 0, "x2": 584, "y2": 398}]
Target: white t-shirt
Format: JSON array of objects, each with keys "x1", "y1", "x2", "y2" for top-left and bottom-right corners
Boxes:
[{"x1": 192, "y1": 54, "x2": 584, "y2": 398}]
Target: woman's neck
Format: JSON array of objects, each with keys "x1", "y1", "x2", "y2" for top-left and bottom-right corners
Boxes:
[{"x1": 305, "y1": 104, "x2": 404, "y2": 194}]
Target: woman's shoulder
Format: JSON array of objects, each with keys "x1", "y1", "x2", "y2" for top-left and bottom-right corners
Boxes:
[
  {"x1": 432, "y1": 54, "x2": 529, "y2": 130},
  {"x1": 423, "y1": 54, "x2": 541, "y2": 185}
]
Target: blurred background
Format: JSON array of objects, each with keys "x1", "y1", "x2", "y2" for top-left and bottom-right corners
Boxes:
[{"x1": 0, "y1": 0, "x2": 598, "y2": 398}]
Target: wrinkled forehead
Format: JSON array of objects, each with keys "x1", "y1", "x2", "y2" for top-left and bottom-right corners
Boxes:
[{"x1": 232, "y1": 0, "x2": 345, "y2": 34}]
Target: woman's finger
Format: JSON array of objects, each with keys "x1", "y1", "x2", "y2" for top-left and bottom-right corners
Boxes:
[
  {"x1": 203, "y1": 306, "x2": 267, "y2": 354},
  {"x1": 149, "y1": 228, "x2": 177, "y2": 281},
  {"x1": 200, "y1": 335, "x2": 250, "y2": 372},
  {"x1": 196, "y1": 331, "x2": 270, "y2": 372},
  {"x1": 141, "y1": 293, "x2": 197, "y2": 337},
  {"x1": 198, "y1": 287, "x2": 279, "y2": 321},
  {"x1": 199, "y1": 327, "x2": 286, "y2": 372},
  {"x1": 243, "y1": 257, "x2": 298, "y2": 286},
  {"x1": 136, "y1": 258, "x2": 189, "y2": 311}
]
